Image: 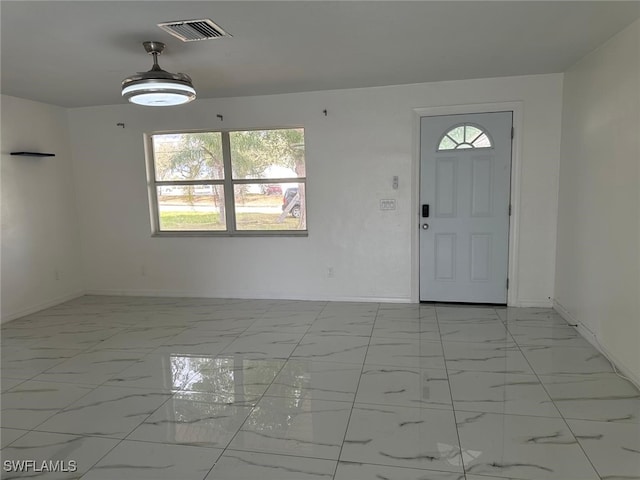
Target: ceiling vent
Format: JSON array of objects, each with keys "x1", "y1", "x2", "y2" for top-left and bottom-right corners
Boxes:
[{"x1": 158, "y1": 19, "x2": 230, "y2": 42}]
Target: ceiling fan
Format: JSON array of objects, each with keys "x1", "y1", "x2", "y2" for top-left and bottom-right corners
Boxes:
[{"x1": 121, "y1": 41, "x2": 196, "y2": 107}]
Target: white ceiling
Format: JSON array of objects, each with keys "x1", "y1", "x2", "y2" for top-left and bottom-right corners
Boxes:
[{"x1": 2, "y1": 1, "x2": 639, "y2": 108}]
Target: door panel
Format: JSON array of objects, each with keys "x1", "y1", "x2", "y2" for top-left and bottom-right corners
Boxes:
[
  {"x1": 435, "y1": 157, "x2": 457, "y2": 217},
  {"x1": 471, "y1": 156, "x2": 493, "y2": 217},
  {"x1": 470, "y1": 233, "x2": 492, "y2": 281},
  {"x1": 435, "y1": 233, "x2": 456, "y2": 281},
  {"x1": 420, "y1": 112, "x2": 512, "y2": 303}
]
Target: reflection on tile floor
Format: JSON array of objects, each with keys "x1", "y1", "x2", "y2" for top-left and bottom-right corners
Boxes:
[{"x1": 1, "y1": 296, "x2": 639, "y2": 479}]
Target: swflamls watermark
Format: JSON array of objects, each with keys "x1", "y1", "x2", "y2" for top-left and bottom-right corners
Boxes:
[{"x1": 3, "y1": 460, "x2": 77, "y2": 473}]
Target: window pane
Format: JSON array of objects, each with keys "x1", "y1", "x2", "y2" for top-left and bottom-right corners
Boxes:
[
  {"x1": 438, "y1": 124, "x2": 493, "y2": 152},
  {"x1": 447, "y1": 126, "x2": 465, "y2": 143},
  {"x1": 234, "y1": 183, "x2": 306, "y2": 231},
  {"x1": 464, "y1": 125, "x2": 483, "y2": 143},
  {"x1": 157, "y1": 186, "x2": 226, "y2": 231},
  {"x1": 438, "y1": 136, "x2": 457, "y2": 150},
  {"x1": 152, "y1": 132, "x2": 224, "y2": 181},
  {"x1": 229, "y1": 129, "x2": 305, "y2": 180},
  {"x1": 472, "y1": 133, "x2": 492, "y2": 148}
]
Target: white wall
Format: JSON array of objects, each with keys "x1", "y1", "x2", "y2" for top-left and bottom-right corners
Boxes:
[
  {"x1": 67, "y1": 74, "x2": 562, "y2": 305},
  {"x1": 555, "y1": 19, "x2": 640, "y2": 382},
  {"x1": 1, "y1": 95, "x2": 84, "y2": 322}
]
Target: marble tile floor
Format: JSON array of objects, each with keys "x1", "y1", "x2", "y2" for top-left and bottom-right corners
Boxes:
[{"x1": 1, "y1": 295, "x2": 639, "y2": 479}]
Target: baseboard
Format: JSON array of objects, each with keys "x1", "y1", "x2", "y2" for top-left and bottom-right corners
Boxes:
[
  {"x1": 83, "y1": 289, "x2": 412, "y2": 304},
  {"x1": 553, "y1": 299, "x2": 640, "y2": 389},
  {"x1": 552, "y1": 299, "x2": 588, "y2": 331},
  {"x1": 512, "y1": 298, "x2": 554, "y2": 308},
  {"x1": 1, "y1": 291, "x2": 86, "y2": 324}
]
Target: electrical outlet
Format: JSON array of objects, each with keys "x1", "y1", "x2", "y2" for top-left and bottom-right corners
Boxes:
[
  {"x1": 54, "y1": 269, "x2": 60, "y2": 281},
  {"x1": 327, "y1": 267, "x2": 335, "y2": 278},
  {"x1": 380, "y1": 199, "x2": 396, "y2": 210},
  {"x1": 140, "y1": 266, "x2": 146, "y2": 277}
]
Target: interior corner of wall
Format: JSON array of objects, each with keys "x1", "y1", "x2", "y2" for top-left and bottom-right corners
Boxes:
[{"x1": 1, "y1": 290, "x2": 86, "y2": 324}]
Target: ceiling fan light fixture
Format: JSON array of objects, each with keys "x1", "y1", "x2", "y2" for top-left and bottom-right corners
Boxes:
[
  {"x1": 122, "y1": 81, "x2": 196, "y2": 106},
  {"x1": 122, "y1": 41, "x2": 196, "y2": 106}
]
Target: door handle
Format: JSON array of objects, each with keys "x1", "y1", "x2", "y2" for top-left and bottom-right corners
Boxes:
[{"x1": 422, "y1": 223, "x2": 429, "y2": 230}]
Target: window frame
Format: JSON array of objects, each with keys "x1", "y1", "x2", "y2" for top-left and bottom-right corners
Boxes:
[
  {"x1": 437, "y1": 122, "x2": 494, "y2": 151},
  {"x1": 145, "y1": 127, "x2": 308, "y2": 237}
]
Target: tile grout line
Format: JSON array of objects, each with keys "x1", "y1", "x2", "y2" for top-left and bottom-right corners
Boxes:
[
  {"x1": 434, "y1": 305, "x2": 468, "y2": 480},
  {"x1": 47, "y1": 355, "x2": 180, "y2": 478},
  {"x1": 329, "y1": 302, "x2": 381, "y2": 480},
  {"x1": 199, "y1": 301, "x2": 328, "y2": 480},
  {"x1": 7, "y1": 305, "x2": 246, "y2": 477},
  {"x1": 76, "y1": 299, "x2": 276, "y2": 479},
  {"x1": 501, "y1": 311, "x2": 605, "y2": 480},
  {"x1": 79, "y1": 322, "x2": 252, "y2": 477}
]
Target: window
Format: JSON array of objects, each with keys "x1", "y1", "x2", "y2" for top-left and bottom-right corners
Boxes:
[
  {"x1": 438, "y1": 123, "x2": 492, "y2": 151},
  {"x1": 148, "y1": 128, "x2": 306, "y2": 235}
]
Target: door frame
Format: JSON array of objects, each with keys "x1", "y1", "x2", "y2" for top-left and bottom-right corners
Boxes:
[{"x1": 411, "y1": 102, "x2": 523, "y2": 306}]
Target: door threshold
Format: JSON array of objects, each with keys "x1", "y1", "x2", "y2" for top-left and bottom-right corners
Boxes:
[{"x1": 420, "y1": 301, "x2": 507, "y2": 307}]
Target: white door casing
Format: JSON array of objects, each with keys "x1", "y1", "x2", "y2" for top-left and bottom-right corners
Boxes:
[{"x1": 419, "y1": 112, "x2": 513, "y2": 303}]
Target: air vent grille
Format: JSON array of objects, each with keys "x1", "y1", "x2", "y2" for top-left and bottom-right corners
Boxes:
[{"x1": 158, "y1": 19, "x2": 230, "y2": 42}]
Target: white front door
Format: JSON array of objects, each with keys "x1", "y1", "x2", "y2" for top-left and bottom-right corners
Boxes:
[{"x1": 419, "y1": 112, "x2": 512, "y2": 303}]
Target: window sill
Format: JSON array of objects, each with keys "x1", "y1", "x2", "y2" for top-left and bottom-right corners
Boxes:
[{"x1": 151, "y1": 231, "x2": 309, "y2": 238}]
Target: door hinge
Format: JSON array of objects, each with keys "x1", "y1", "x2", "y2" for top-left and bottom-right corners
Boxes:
[
  {"x1": 509, "y1": 204, "x2": 512, "y2": 216},
  {"x1": 506, "y1": 278, "x2": 509, "y2": 289},
  {"x1": 511, "y1": 126, "x2": 514, "y2": 139}
]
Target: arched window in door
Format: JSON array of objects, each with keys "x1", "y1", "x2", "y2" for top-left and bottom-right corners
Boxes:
[{"x1": 437, "y1": 123, "x2": 493, "y2": 151}]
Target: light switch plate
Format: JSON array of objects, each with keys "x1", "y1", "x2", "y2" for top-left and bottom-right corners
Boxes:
[{"x1": 380, "y1": 199, "x2": 396, "y2": 210}]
